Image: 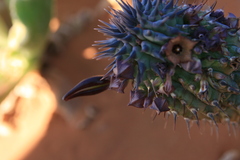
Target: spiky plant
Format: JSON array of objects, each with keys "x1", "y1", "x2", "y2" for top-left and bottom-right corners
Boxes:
[
  {"x1": 63, "y1": 0, "x2": 240, "y2": 129},
  {"x1": 0, "y1": 0, "x2": 52, "y2": 102}
]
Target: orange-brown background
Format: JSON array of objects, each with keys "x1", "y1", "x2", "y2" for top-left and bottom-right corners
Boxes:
[{"x1": 1, "y1": 0, "x2": 240, "y2": 160}]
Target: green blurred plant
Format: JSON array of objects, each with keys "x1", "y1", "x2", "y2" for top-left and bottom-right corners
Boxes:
[{"x1": 0, "y1": 0, "x2": 53, "y2": 102}]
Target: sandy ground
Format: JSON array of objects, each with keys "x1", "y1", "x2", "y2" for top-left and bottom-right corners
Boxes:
[{"x1": 1, "y1": 0, "x2": 240, "y2": 160}]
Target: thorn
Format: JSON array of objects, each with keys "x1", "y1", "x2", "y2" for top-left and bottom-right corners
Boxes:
[
  {"x1": 164, "y1": 111, "x2": 171, "y2": 129},
  {"x1": 144, "y1": 0, "x2": 152, "y2": 13},
  {"x1": 163, "y1": 0, "x2": 174, "y2": 12},
  {"x1": 104, "y1": 60, "x2": 116, "y2": 70},
  {"x1": 207, "y1": 113, "x2": 219, "y2": 139},
  {"x1": 199, "y1": 80, "x2": 208, "y2": 93},
  {"x1": 207, "y1": 113, "x2": 218, "y2": 128},
  {"x1": 172, "y1": 111, "x2": 178, "y2": 131},
  {"x1": 174, "y1": 0, "x2": 180, "y2": 6},
  {"x1": 210, "y1": 1, "x2": 217, "y2": 10},
  {"x1": 211, "y1": 100, "x2": 228, "y2": 117},
  {"x1": 215, "y1": 124, "x2": 219, "y2": 140},
  {"x1": 189, "y1": 84, "x2": 196, "y2": 91},
  {"x1": 102, "y1": 65, "x2": 115, "y2": 79},
  {"x1": 208, "y1": 120, "x2": 214, "y2": 136},
  {"x1": 225, "y1": 118, "x2": 231, "y2": 136},
  {"x1": 201, "y1": 119, "x2": 207, "y2": 133},
  {"x1": 227, "y1": 87, "x2": 240, "y2": 94},
  {"x1": 182, "y1": 0, "x2": 187, "y2": 5},
  {"x1": 231, "y1": 122, "x2": 238, "y2": 138},
  {"x1": 190, "y1": 108, "x2": 200, "y2": 127},
  {"x1": 152, "y1": 111, "x2": 158, "y2": 122},
  {"x1": 184, "y1": 118, "x2": 191, "y2": 139}
]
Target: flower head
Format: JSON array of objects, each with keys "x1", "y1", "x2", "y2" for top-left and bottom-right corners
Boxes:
[{"x1": 164, "y1": 35, "x2": 197, "y2": 66}]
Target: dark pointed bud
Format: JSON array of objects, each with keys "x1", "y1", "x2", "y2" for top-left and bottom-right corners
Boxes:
[
  {"x1": 150, "y1": 97, "x2": 169, "y2": 114},
  {"x1": 63, "y1": 76, "x2": 110, "y2": 101},
  {"x1": 113, "y1": 60, "x2": 135, "y2": 79},
  {"x1": 109, "y1": 76, "x2": 128, "y2": 93},
  {"x1": 180, "y1": 57, "x2": 202, "y2": 74},
  {"x1": 128, "y1": 90, "x2": 147, "y2": 108}
]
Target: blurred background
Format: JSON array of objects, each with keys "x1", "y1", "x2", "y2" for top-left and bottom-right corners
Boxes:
[{"x1": 1, "y1": 0, "x2": 240, "y2": 160}]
